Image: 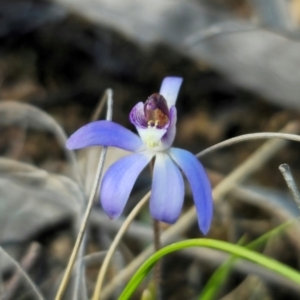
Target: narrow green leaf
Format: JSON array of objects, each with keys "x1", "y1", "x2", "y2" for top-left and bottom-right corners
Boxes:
[
  {"x1": 199, "y1": 221, "x2": 293, "y2": 300},
  {"x1": 118, "y1": 237, "x2": 300, "y2": 300}
]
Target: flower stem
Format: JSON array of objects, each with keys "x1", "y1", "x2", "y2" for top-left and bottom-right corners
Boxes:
[
  {"x1": 149, "y1": 158, "x2": 162, "y2": 299},
  {"x1": 153, "y1": 218, "x2": 162, "y2": 299},
  {"x1": 153, "y1": 219, "x2": 161, "y2": 253}
]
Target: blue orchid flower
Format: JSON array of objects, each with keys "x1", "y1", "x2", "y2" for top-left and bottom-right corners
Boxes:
[{"x1": 66, "y1": 77, "x2": 213, "y2": 234}]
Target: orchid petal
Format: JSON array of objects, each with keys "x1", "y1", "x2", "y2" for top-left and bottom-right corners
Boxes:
[
  {"x1": 159, "y1": 77, "x2": 183, "y2": 108},
  {"x1": 129, "y1": 102, "x2": 147, "y2": 128},
  {"x1": 130, "y1": 100, "x2": 170, "y2": 150},
  {"x1": 161, "y1": 106, "x2": 177, "y2": 149},
  {"x1": 100, "y1": 152, "x2": 154, "y2": 219},
  {"x1": 169, "y1": 148, "x2": 213, "y2": 234},
  {"x1": 150, "y1": 153, "x2": 184, "y2": 223},
  {"x1": 66, "y1": 120, "x2": 145, "y2": 152}
]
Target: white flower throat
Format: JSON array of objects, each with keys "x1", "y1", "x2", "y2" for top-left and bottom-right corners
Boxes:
[{"x1": 142, "y1": 93, "x2": 170, "y2": 149}]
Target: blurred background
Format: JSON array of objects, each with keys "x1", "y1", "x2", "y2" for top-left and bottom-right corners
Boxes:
[{"x1": 1, "y1": 0, "x2": 300, "y2": 299}]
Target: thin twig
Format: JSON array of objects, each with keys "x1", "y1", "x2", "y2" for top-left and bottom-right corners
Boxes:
[
  {"x1": 200, "y1": 123, "x2": 300, "y2": 204},
  {"x1": 279, "y1": 164, "x2": 300, "y2": 211},
  {"x1": 1, "y1": 243, "x2": 41, "y2": 300},
  {"x1": 82, "y1": 89, "x2": 114, "y2": 191},
  {"x1": 54, "y1": 89, "x2": 113, "y2": 300},
  {"x1": 90, "y1": 92, "x2": 110, "y2": 122},
  {"x1": 0, "y1": 102, "x2": 82, "y2": 186},
  {"x1": 91, "y1": 191, "x2": 151, "y2": 300},
  {"x1": 56, "y1": 149, "x2": 107, "y2": 300},
  {"x1": 197, "y1": 125, "x2": 300, "y2": 158},
  {"x1": 0, "y1": 246, "x2": 44, "y2": 300},
  {"x1": 55, "y1": 251, "x2": 121, "y2": 284},
  {"x1": 100, "y1": 121, "x2": 300, "y2": 299},
  {"x1": 90, "y1": 206, "x2": 153, "y2": 242}
]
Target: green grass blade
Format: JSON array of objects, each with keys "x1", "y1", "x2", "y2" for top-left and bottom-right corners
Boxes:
[
  {"x1": 199, "y1": 221, "x2": 293, "y2": 300},
  {"x1": 118, "y1": 237, "x2": 300, "y2": 300},
  {"x1": 199, "y1": 236, "x2": 248, "y2": 300}
]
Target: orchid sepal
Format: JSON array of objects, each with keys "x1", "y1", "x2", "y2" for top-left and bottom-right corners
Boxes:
[
  {"x1": 100, "y1": 152, "x2": 154, "y2": 219},
  {"x1": 66, "y1": 120, "x2": 145, "y2": 152},
  {"x1": 169, "y1": 148, "x2": 213, "y2": 235}
]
